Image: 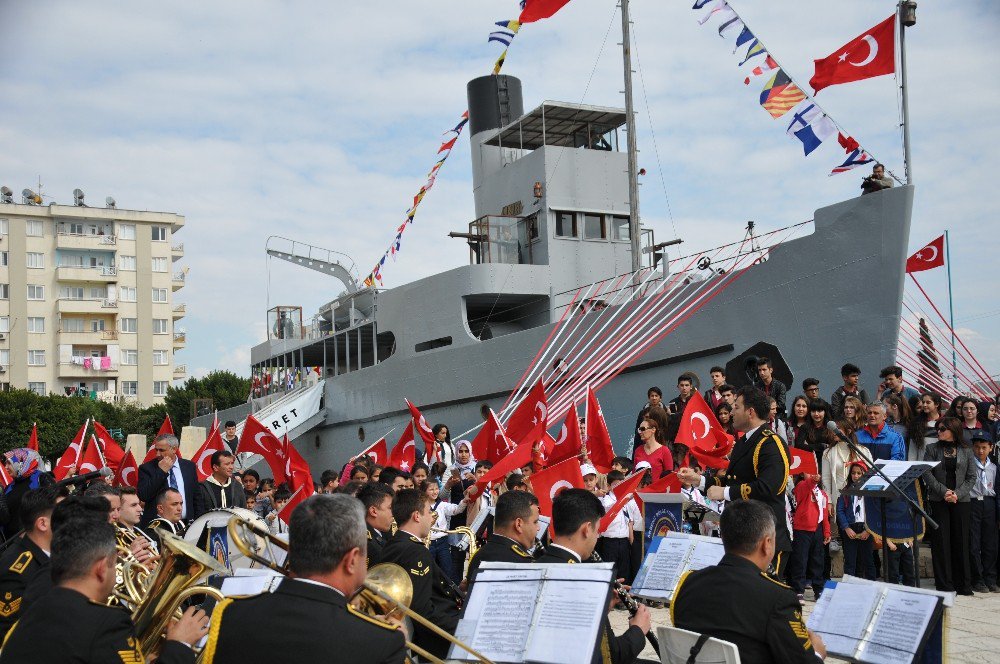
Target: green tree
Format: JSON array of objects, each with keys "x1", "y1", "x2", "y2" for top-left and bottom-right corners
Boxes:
[{"x1": 164, "y1": 371, "x2": 250, "y2": 429}]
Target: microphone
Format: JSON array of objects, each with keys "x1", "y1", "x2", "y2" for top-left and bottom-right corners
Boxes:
[
  {"x1": 56, "y1": 467, "x2": 113, "y2": 487},
  {"x1": 826, "y1": 420, "x2": 851, "y2": 442}
]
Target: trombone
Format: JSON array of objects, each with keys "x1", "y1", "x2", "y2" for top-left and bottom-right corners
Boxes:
[{"x1": 227, "y1": 515, "x2": 495, "y2": 664}]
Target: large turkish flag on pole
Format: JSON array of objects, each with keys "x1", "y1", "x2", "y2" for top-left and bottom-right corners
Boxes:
[
  {"x1": 905, "y1": 235, "x2": 945, "y2": 273},
  {"x1": 810, "y1": 15, "x2": 895, "y2": 94}
]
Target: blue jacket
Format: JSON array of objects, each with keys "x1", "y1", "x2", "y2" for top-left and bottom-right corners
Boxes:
[
  {"x1": 836, "y1": 492, "x2": 861, "y2": 530},
  {"x1": 856, "y1": 424, "x2": 906, "y2": 461}
]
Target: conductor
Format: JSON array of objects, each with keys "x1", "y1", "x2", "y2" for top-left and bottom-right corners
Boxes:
[{"x1": 672, "y1": 500, "x2": 826, "y2": 663}]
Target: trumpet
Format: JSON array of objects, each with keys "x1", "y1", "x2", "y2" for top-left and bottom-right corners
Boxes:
[{"x1": 227, "y1": 515, "x2": 494, "y2": 664}]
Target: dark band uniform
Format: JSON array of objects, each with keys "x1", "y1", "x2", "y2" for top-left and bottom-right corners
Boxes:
[
  {"x1": 0, "y1": 536, "x2": 48, "y2": 641},
  {"x1": 0, "y1": 586, "x2": 193, "y2": 664},
  {"x1": 202, "y1": 577, "x2": 404, "y2": 664},
  {"x1": 381, "y1": 529, "x2": 460, "y2": 660},
  {"x1": 536, "y1": 545, "x2": 645, "y2": 664},
  {"x1": 671, "y1": 553, "x2": 817, "y2": 664},
  {"x1": 367, "y1": 524, "x2": 387, "y2": 569},
  {"x1": 465, "y1": 533, "x2": 532, "y2": 585},
  {"x1": 147, "y1": 518, "x2": 186, "y2": 551},
  {"x1": 703, "y1": 427, "x2": 792, "y2": 569}
]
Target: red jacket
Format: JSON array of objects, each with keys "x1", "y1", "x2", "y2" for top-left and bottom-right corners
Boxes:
[{"x1": 792, "y1": 478, "x2": 831, "y2": 539}]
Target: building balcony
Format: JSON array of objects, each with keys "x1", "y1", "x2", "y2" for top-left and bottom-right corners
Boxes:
[
  {"x1": 56, "y1": 265, "x2": 118, "y2": 283},
  {"x1": 173, "y1": 331, "x2": 186, "y2": 347},
  {"x1": 57, "y1": 329, "x2": 118, "y2": 345},
  {"x1": 171, "y1": 243, "x2": 184, "y2": 261},
  {"x1": 173, "y1": 365, "x2": 187, "y2": 377},
  {"x1": 172, "y1": 303, "x2": 186, "y2": 320},
  {"x1": 172, "y1": 271, "x2": 186, "y2": 291},
  {"x1": 55, "y1": 232, "x2": 117, "y2": 250},
  {"x1": 58, "y1": 360, "x2": 118, "y2": 377},
  {"x1": 57, "y1": 298, "x2": 118, "y2": 315}
]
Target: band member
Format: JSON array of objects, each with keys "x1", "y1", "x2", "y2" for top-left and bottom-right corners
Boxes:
[
  {"x1": 465, "y1": 491, "x2": 539, "y2": 586},
  {"x1": 198, "y1": 451, "x2": 247, "y2": 510},
  {"x1": 83, "y1": 483, "x2": 122, "y2": 524},
  {"x1": 0, "y1": 487, "x2": 57, "y2": 640},
  {"x1": 203, "y1": 495, "x2": 405, "y2": 663},
  {"x1": 0, "y1": 517, "x2": 207, "y2": 663},
  {"x1": 672, "y1": 500, "x2": 827, "y2": 662},
  {"x1": 117, "y1": 486, "x2": 159, "y2": 565},
  {"x1": 138, "y1": 433, "x2": 204, "y2": 527},
  {"x1": 148, "y1": 488, "x2": 188, "y2": 541},
  {"x1": 678, "y1": 386, "x2": 793, "y2": 576},
  {"x1": 537, "y1": 489, "x2": 650, "y2": 664},
  {"x1": 358, "y1": 482, "x2": 394, "y2": 569},
  {"x1": 381, "y1": 488, "x2": 460, "y2": 660}
]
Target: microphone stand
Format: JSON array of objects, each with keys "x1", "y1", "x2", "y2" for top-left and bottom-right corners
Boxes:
[{"x1": 835, "y1": 425, "x2": 937, "y2": 586}]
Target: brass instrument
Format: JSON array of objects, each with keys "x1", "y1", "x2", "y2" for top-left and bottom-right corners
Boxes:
[{"x1": 226, "y1": 514, "x2": 493, "y2": 664}]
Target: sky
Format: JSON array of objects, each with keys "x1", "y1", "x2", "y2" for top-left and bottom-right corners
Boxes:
[{"x1": 1, "y1": 0, "x2": 997, "y2": 385}]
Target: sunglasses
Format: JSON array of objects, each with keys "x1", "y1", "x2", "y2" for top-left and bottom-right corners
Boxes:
[{"x1": 637, "y1": 426, "x2": 654, "y2": 432}]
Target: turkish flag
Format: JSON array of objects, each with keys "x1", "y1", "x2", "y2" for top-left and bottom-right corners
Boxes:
[
  {"x1": 530, "y1": 458, "x2": 585, "y2": 517},
  {"x1": 810, "y1": 15, "x2": 895, "y2": 94},
  {"x1": 0, "y1": 463, "x2": 12, "y2": 488},
  {"x1": 405, "y1": 399, "x2": 437, "y2": 461},
  {"x1": 599, "y1": 470, "x2": 646, "y2": 532},
  {"x1": 78, "y1": 435, "x2": 106, "y2": 475},
  {"x1": 358, "y1": 437, "x2": 388, "y2": 466},
  {"x1": 505, "y1": 381, "x2": 548, "y2": 448},
  {"x1": 547, "y1": 402, "x2": 584, "y2": 466},
  {"x1": 905, "y1": 235, "x2": 945, "y2": 273},
  {"x1": 467, "y1": 441, "x2": 534, "y2": 500},
  {"x1": 519, "y1": 0, "x2": 574, "y2": 24},
  {"x1": 114, "y1": 450, "x2": 139, "y2": 488},
  {"x1": 237, "y1": 415, "x2": 288, "y2": 485},
  {"x1": 641, "y1": 472, "x2": 683, "y2": 495},
  {"x1": 157, "y1": 414, "x2": 174, "y2": 438},
  {"x1": 55, "y1": 419, "x2": 89, "y2": 481},
  {"x1": 278, "y1": 438, "x2": 314, "y2": 522},
  {"x1": 674, "y1": 391, "x2": 733, "y2": 453},
  {"x1": 687, "y1": 444, "x2": 732, "y2": 471},
  {"x1": 27, "y1": 423, "x2": 38, "y2": 451},
  {"x1": 93, "y1": 421, "x2": 125, "y2": 472},
  {"x1": 789, "y1": 447, "x2": 819, "y2": 476},
  {"x1": 387, "y1": 424, "x2": 417, "y2": 472},
  {"x1": 585, "y1": 387, "x2": 615, "y2": 473},
  {"x1": 470, "y1": 409, "x2": 513, "y2": 464},
  {"x1": 192, "y1": 425, "x2": 227, "y2": 481}
]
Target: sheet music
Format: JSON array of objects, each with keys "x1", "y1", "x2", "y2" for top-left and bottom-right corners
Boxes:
[
  {"x1": 808, "y1": 582, "x2": 881, "y2": 658},
  {"x1": 860, "y1": 589, "x2": 939, "y2": 664},
  {"x1": 861, "y1": 460, "x2": 937, "y2": 491},
  {"x1": 524, "y1": 566, "x2": 608, "y2": 664},
  {"x1": 454, "y1": 568, "x2": 543, "y2": 661},
  {"x1": 632, "y1": 536, "x2": 687, "y2": 599},
  {"x1": 687, "y1": 539, "x2": 724, "y2": 571}
]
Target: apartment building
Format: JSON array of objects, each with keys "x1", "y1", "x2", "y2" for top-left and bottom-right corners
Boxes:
[{"x1": 0, "y1": 192, "x2": 186, "y2": 405}]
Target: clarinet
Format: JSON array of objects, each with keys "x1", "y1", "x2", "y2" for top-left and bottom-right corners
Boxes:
[{"x1": 588, "y1": 551, "x2": 660, "y2": 653}]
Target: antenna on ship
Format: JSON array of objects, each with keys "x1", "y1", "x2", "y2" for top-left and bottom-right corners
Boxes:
[
  {"x1": 898, "y1": 1, "x2": 917, "y2": 185},
  {"x1": 619, "y1": 0, "x2": 642, "y2": 293}
]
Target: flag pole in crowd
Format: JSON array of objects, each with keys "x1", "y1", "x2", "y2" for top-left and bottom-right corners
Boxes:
[{"x1": 944, "y1": 229, "x2": 957, "y2": 389}]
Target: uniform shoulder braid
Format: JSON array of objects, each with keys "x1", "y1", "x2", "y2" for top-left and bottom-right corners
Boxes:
[
  {"x1": 760, "y1": 570, "x2": 792, "y2": 589},
  {"x1": 511, "y1": 544, "x2": 531, "y2": 558},
  {"x1": 8, "y1": 552, "x2": 33, "y2": 575}
]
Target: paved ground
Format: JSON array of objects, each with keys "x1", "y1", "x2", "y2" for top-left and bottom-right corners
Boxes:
[{"x1": 608, "y1": 580, "x2": 1000, "y2": 663}]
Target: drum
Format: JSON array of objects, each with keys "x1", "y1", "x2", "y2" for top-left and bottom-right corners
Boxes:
[{"x1": 185, "y1": 508, "x2": 271, "y2": 570}]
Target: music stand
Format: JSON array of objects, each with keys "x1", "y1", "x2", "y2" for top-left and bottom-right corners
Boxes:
[{"x1": 843, "y1": 461, "x2": 937, "y2": 586}]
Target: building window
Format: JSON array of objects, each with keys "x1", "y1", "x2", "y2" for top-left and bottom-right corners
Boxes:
[
  {"x1": 28, "y1": 382, "x2": 46, "y2": 396},
  {"x1": 60, "y1": 286, "x2": 84, "y2": 300},
  {"x1": 25, "y1": 220, "x2": 43, "y2": 236},
  {"x1": 120, "y1": 287, "x2": 137, "y2": 302},
  {"x1": 0, "y1": 219, "x2": 7, "y2": 235},
  {"x1": 610, "y1": 215, "x2": 630, "y2": 241},
  {"x1": 26, "y1": 252, "x2": 44, "y2": 268},
  {"x1": 1, "y1": 252, "x2": 7, "y2": 266},
  {"x1": 152, "y1": 288, "x2": 168, "y2": 303},
  {"x1": 90, "y1": 287, "x2": 106, "y2": 299},
  {"x1": 118, "y1": 224, "x2": 136, "y2": 240},
  {"x1": 153, "y1": 381, "x2": 169, "y2": 396},
  {"x1": 62, "y1": 318, "x2": 85, "y2": 333},
  {"x1": 153, "y1": 350, "x2": 168, "y2": 365},
  {"x1": 27, "y1": 317, "x2": 45, "y2": 333},
  {"x1": 121, "y1": 349, "x2": 138, "y2": 365},
  {"x1": 554, "y1": 211, "x2": 577, "y2": 238},
  {"x1": 0, "y1": 350, "x2": 8, "y2": 366},
  {"x1": 583, "y1": 213, "x2": 605, "y2": 239},
  {"x1": 152, "y1": 226, "x2": 167, "y2": 242},
  {"x1": 0, "y1": 317, "x2": 8, "y2": 333},
  {"x1": 68, "y1": 222, "x2": 85, "y2": 235},
  {"x1": 28, "y1": 350, "x2": 45, "y2": 366},
  {"x1": 120, "y1": 255, "x2": 136, "y2": 271},
  {"x1": 121, "y1": 318, "x2": 137, "y2": 333},
  {"x1": 151, "y1": 257, "x2": 167, "y2": 272},
  {"x1": 27, "y1": 285, "x2": 44, "y2": 300},
  {"x1": 91, "y1": 319, "x2": 106, "y2": 332},
  {"x1": 152, "y1": 319, "x2": 168, "y2": 334},
  {"x1": 122, "y1": 381, "x2": 138, "y2": 396},
  {"x1": 0, "y1": 284, "x2": 7, "y2": 300}
]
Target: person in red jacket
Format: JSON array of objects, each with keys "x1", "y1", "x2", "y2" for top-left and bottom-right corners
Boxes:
[{"x1": 788, "y1": 474, "x2": 831, "y2": 601}]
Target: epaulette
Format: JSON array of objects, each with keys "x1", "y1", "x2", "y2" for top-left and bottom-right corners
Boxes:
[
  {"x1": 408, "y1": 535, "x2": 422, "y2": 544},
  {"x1": 761, "y1": 428, "x2": 776, "y2": 438},
  {"x1": 347, "y1": 603, "x2": 399, "y2": 631},
  {"x1": 511, "y1": 544, "x2": 532, "y2": 558},
  {"x1": 8, "y1": 552, "x2": 32, "y2": 575},
  {"x1": 760, "y1": 571, "x2": 791, "y2": 589},
  {"x1": 367, "y1": 530, "x2": 372, "y2": 540}
]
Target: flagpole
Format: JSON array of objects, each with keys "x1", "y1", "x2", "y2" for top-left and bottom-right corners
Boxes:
[
  {"x1": 945, "y1": 229, "x2": 957, "y2": 389},
  {"x1": 898, "y1": 2, "x2": 916, "y2": 185},
  {"x1": 620, "y1": 0, "x2": 642, "y2": 293}
]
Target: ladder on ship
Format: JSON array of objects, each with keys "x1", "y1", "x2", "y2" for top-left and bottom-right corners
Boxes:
[{"x1": 265, "y1": 236, "x2": 360, "y2": 293}]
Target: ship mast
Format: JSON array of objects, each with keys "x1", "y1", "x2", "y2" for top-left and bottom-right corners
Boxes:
[
  {"x1": 620, "y1": 0, "x2": 642, "y2": 289},
  {"x1": 898, "y1": 1, "x2": 917, "y2": 185}
]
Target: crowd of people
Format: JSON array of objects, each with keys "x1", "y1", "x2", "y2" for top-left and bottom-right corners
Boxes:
[{"x1": 0, "y1": 357, "x2": 996, "y2": 662}]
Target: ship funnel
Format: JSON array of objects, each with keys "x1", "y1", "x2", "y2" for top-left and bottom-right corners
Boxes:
[{"x1": 467, "y1": 75, "x2": 523, "y2": 137}]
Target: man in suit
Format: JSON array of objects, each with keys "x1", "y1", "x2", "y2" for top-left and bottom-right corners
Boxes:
[
  {"x1": 465, "y1": 490, "x2": 539, "y2": 586},
  {"x1": 672, "y1": 500, "x2": 826, "y2": 663},
  {"x1": 198, "y1": 451, "x2": 247, "y2": 510},
  {"x1": 536, "y1": 488, "x2": 649, "y2": 664},
  {"x1": 203, "y1": 494, "x2": 405, "y2": 663},
  {"x1": 0, "y1": 487, "x2": 57, "y2": 641},
  {"x1": 380, "y1": 488, "x2": 460, "y2": 660},
  {"x1": 138, "y1": 433, "x2": 204, "y2": 528},
  {"x1": 358, "y1": 482, "x2": 394, "y2": 569},
  {"x1": 678, "y1": 386, "x2": 792, "y2": 576}
]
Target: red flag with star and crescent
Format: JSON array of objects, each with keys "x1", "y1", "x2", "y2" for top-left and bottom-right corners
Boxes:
[
  {"x1": 192, "y1": 424, "x2": 227, "y2": 481},
  {"x1": 470, "y1": 409, "x2": 514, "y2": 465},
  {"x1": 789, "y1": 447, "x2": 819, "y2": 476},
  {"x1": 519, "y1": 0, "x2": 574, "y2": 24},
  {"x1": 237, "y1": 415, "x2": 288, "y2": 485},
  {"x1": 92, "y1": 421, "x2": 125, "y2": 473},
  {"x1": 114, "y1": 450, "x2": 140, "y2": 488},
  {"x1": 529, "y1": 458, "x2": 585, "y2": 518},
  {"x1": 357, "y1": 436, "x2": 388, "y2": 466},
  {"x1": 387, "y1": 424, "x2": 417, "y2": 471},
  {"x1": 55, "y1": 419, "x2": 90, "y2": 481},
  {"x1": 278, "y1": 441, "x2": 314, "y2": 523},
  {"x1": 674, "y1": 391, "x2": 734, "y2": 453},
  {"x1": 504, "y1": 381, "x2": 548, "y2": 448},
  {"x1": 810, "y1": 15, "x2": 895, "y2": 94},
  {"x1": 27, "y1": 423, "x2": 39, "y2": 451},
  {"x1": 405, "y1": 399, "x2": 437, "y2": 461},
  {"x1": 598, "y1": 470, "x2": 646, "y2": 532},
  {"x1": 585, "y1": 387, "x2": 615, "y2": 473},
  {"x1": 546, "y1": 402, "x2": 584, "y2": 466},
  {"x1": 905, "y1": 235, "x2": 945, "y2": 273}
]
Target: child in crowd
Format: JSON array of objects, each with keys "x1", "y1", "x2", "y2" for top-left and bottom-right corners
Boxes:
[
  {"x1": 349, "y1": 465, "x2": 370, "y2": 483},
  {"x1": 611, "y1": 456, "x2": 633, "y2": 474},
  {"x1": 411, "y1": 462, "x2": 429, "y2": 487},
  {"x1": 266, "y1": 488, "x2": 292, "y2": 535},
  {"x1": 836, "y1": 461, "x2": 875, "y2": 579},
  {"x1": 421, "y1": 479, "x2": 468, "y2": 574},
  {"x1": 581, "y1": 464, "x2": 602, "y2": 496},
  {"x1": 430, "y1": 461, "x2": 448, "y2": 490},
  {"x1": 969, "y1": 430, "x2": 998, "y2": 593},
  {"x1": 789, "y1": 472, "x2": 830, "y2": 600},
  {"x1": 598, "y1": 470, "x2": 635, "y2": 584}
]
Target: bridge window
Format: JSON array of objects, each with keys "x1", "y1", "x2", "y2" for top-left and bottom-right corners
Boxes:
[
  {"x1": 583, "y1": 213, "x2": 605, "y2": 240},
  {"x1": 555, "y1": 211, "x2": 576, "y2": 237}
]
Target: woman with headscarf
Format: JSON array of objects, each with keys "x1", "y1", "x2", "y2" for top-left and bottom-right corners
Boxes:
[
  {"x1": 444, "y1": 440, "x2": 477, "y2": 584},
  {"x1": 2, "y1": 448, "x2": 53, "y2": 539}
]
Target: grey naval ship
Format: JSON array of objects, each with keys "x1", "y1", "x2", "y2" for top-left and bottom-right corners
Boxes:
[{"x1": 222, "y1": 72, "x2": 913, "y2": 471}]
